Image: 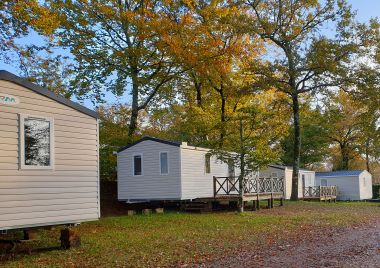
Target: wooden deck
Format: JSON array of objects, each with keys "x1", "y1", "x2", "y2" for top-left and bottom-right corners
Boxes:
[
  {"x1": 196, "y1": 175, "x2": 285, "y2": 210},
  {"x1": 303, "y1": 186, "x2": 337, "y2": 202}
]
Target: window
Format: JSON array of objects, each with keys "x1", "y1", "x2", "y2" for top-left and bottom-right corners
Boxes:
[
  {"x1": 134, "y1": 155, "x2": 142, "y2": 175},
  {"x1": 20, "y1": 115, "x2": 54, "y2": 169},
  {"x1": 160, "y1": 152, "x2": 168, "y2": 174},
  {"x1": 363, "y1": 177, "x2": 366, "y2": 187},
  {"x1": 205, "y1": 153, "x2": 211, "y2": 174},
  {"x1": 228, "y1": 159, "x2": 235, "y2": 177},
  {"x1": 271, "y1": 172, "x2": 278, "y2": 178},
  {"x1": 321, "y1": 179, "x2": 327, "y2": 186}
]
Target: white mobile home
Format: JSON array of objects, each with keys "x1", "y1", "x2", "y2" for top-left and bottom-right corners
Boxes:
[
  {"x1": 117, "y1": 137, "x2": 236, "y2": 202},
  {"x1": 0, "y1": 70, "x2": 100, "y2": 231},
  {"x1": 259, "y1": 165, "x2": 315, "y2": 199},
  {"x1": 316, "y1": 170, "x2": 372, "y2": 200}
]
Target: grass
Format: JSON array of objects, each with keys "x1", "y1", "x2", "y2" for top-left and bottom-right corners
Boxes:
[{"x1": 1, "y1": 201, "x2": 379, "y2": 267}]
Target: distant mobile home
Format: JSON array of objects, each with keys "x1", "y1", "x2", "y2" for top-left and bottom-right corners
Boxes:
[
  {"x1": 316, "y1": 170, "x2": 372, "y2": 200},
  {"x1": 0, "y1": 70, "x2": 100, "y2": 231},
  {"x1": 259, "y1": 165, "x2": 315, "y2": 199},
  {"x1": 117, "y1": 137, "x2": 237, "y2": 202}
]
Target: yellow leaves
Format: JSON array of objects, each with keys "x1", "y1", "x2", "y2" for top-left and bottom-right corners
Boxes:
[{"x1": 11, "y1": 0, "x2": 60, "y2": 36}]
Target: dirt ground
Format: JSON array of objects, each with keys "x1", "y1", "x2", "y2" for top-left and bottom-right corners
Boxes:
[{"x1": 197, "y1": 220, "x2": 380, "y2": 268}]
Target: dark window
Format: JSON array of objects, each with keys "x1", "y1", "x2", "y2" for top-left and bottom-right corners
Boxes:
[
  {"x1": 205, "y1": 154, "x2": 211, "y2": 174},
  {"x1": 134, "y1": 155, "x2": 142, "y2": 175},
  {"x1": 24, "y1": 118, "x2": 51, "y2": 166},
  {"x1": 160, "y1": 152, "x2": 168, "y2": 174},
  {"x1": 228, "y1": 160, "x2": 235, "y2": 177}
]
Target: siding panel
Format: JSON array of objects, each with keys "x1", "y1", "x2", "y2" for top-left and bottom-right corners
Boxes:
[
  {"x1": 0, "y1": 79, "x2": 99, "y2": 230},
  {"x1": 117, "y1": 140, "x2": 181, "y2": 201},
  {"x1": 180, "y1": 147, "x2": 233, "y2": 200}
]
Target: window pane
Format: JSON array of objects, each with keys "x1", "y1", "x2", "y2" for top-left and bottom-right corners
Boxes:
[
  {"x1": 205, "y1": 154, "x2": 211, "y2": 174},
  {"x1": 24, "y1": 118, "x2": 50, "y2": 166},
  {"x1": 228, "y1": 160, "x2": 235, "y2": 177},
  {"x1": 134, "y1": 155, "x2": 142, "y2": 175},
  {"x1": 160, "y1": 152, "x2": 168, "y2": 174}
]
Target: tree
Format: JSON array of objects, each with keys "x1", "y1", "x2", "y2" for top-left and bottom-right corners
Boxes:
[
  {"x1": 281, "y1": 102, "x2": 329, "y2": 169},
  {"x1": 0, "y1": 1, "x2": 57, "y2": 61},
  {"x1": 324, "y1": 91, "x2": 365, "y2": 170},
  {"x1": 25, "y1": 0, "x2": 194, "y2": 139},
  {"x1": 245, "y1": 0, "x2": 369, "y2": 200},
  {"x1": 18, "y1": 50, "x2": 74, "y2": 97},
  {"x1": 211, "y1": 89, "x2": 289, "y2": 212},
  {"x1": 98, "y1": 103, "x2": 134, "y2": 181}
]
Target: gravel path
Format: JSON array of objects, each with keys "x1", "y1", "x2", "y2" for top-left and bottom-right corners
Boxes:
[{"x1": 198, "y1": 221, "x2": 380, "y2": 268}]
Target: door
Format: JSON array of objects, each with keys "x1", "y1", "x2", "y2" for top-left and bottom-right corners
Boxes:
[{"x1": 302, "y1": 174, "x2": 305, "y2": 197}]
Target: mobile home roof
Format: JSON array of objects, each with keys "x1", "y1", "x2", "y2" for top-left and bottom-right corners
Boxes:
[
  {"x1": 117, "y1": 136, "x2": 181, "y2": 153},
  {"x1": 0, "y1": 70, "x2": 98, "y2": 118},
  {"x1": 316, "y1": 170, "x2": 364, "y2": 177}
]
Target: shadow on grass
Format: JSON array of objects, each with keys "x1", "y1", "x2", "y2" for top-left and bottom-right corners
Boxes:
[{"x1": 0, "y1": 239, "x2": 62, "y2": 263}]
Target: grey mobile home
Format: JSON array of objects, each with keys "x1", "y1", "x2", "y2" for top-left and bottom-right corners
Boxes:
[
  {"x1": 0, "y1": 70, "x2": 100, "y2": 231},
  {"x1": 117, "y1": 137, "x2": 236, "y2": 202},
  {"x1": 316, "y1": 170, "x2": 372, "y2": 200}
]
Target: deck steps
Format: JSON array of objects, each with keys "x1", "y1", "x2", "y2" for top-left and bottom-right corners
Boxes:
[{"x1": 182, "y1": 202, "x2": 212, "y2": 213}]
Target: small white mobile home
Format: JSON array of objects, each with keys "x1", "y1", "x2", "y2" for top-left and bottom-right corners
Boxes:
[
  {"x1": 259, "y1": 165, "x2": 315, "y2": 199},
  {"x1": 0, "y1": 70, "x2": 100, "y2": 231},
  {"x1": 117, "y1": 137, "x2": 236, "y2": 202},
  {"x1": 316, "y1": 170, "x2": 372, "y2": 200}
]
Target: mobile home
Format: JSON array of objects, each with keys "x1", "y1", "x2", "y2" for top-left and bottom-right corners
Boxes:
[
  {"x1": 0, "y1": 70, "x2": 100, "y2": 231},
  {"x1": 259, "y1": 165, "x2": 315, "y2": 199},
  {"x1": 117, "y1": 137, "x2": 236, "y2": 202},
  {"x1": 316, "y1": 170, "x2": 372, "y2": 200}
]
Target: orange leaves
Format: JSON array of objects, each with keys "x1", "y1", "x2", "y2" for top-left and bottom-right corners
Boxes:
[{"x1": 10, "y1": 0, "x2": 60, "y2": 36}]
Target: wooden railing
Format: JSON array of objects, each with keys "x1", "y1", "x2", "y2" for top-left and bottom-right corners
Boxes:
[
  {"x1": 303, "y1": 186, "x2": 337, "y2": 198},
  {"x1": 213, "y1": 175, "x2": 284, "y2": 197}
]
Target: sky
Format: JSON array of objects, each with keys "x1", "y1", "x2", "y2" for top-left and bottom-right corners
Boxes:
[{"x1": 0, "y1": 0, "x2": 379, "y2": 109}]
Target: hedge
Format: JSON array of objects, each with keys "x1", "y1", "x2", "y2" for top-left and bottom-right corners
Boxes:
[{"x1": 373, "y1": 184, "x2": 380, "y2": 199}]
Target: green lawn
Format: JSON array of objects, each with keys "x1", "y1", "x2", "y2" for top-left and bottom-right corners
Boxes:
[{"x1": 1, "y1": 202, "x2": 379, "y2": 267}]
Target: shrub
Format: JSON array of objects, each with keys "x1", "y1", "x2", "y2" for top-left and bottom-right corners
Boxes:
[{"x1": 372, "y1": 184, "x2": 380, "y2": 199}]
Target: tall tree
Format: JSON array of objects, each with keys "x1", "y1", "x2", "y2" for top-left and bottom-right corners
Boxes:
[
  {"x1": 26, "y1": 0, "x2": 193, "y2": 139},
  {"x1": 98, "y1": 103, "x2": 135, "y2": 181},
  {"x1": 325, "y1": 91, "x2": 365, "y2": 170},
  {"x1": 281, "y1": 102, "x2": 329, "y2": 169},
  {"x1": 0, "y1": 1, "x2": 57, "y2": 61},
  {"x1": 245, "y1": 0, "x2": 370, "y2": 200}
]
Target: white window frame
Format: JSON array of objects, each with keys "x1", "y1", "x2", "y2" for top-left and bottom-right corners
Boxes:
[
  {"x1": 133, "y1": 154, "x2": 143, "y2": 176},
  {"x1": 19, "y1": 114, "x2": 54, "y2": 170},
  {"x1": 159, "y1": 151, "x2": 169, "y2": 175},
  {"x1": 320, "y1": 179, "x2": 328, "y2": 186}
]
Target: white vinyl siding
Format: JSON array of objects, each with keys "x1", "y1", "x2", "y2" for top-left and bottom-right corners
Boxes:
[
  {"x1": 259, "y1": 166, "x2": 315, "y2": 199},
  {"x1": 118, "y1": 140, "x2": 181, "y2": 201},
  {"x1": 0, "y1": 80, "x2": 99, "y2": 230},
  {"x1": 180, "y1": 147, "x2": 234, "y2": 200}
]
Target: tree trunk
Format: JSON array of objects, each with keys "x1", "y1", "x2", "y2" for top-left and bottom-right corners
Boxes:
[
  {"x1": 340, "y1": 144, "x2": 349, "y2": 170},
  {"x1": 195, "y1": 82, "x2": 202, "y2": 108},
  {"x1": 291, "y1": 93, "x2": 301, "y2": 201},
  {"x1": 128, "y1": 75, "x2": 139, "y2": 138},
  {"x1": 238, "y1": 119, "x2": 245, "y2": 213},
  {"x1": 365, "y1": 138, "x2": 371, "y2": 173},
  {"x1": 219, "y1": 88, "x2": 226, "y2": 148}
]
